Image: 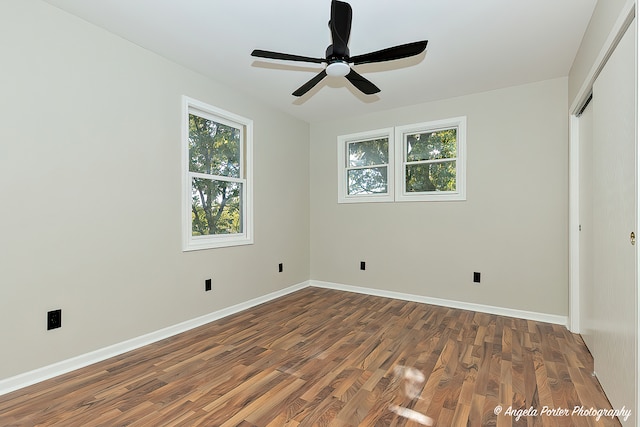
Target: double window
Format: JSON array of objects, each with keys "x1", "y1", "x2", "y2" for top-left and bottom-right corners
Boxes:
[
  {"x1": 338, "y1": 117, "x2": 466, "y2": 203},
  {"x1": 182, "y1": 97, "x2": 253, "y2": 251}
]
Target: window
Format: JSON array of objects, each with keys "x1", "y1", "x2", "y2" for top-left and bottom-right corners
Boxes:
[
  {"x1": 337, "y1": 128, "x2": 394, "y2": 203},
  {"x1": 395, "y1": 117, "x2": 466, "y2": 201},
  {"x1": 337, "y1": 117, "x2": 466, "y2": 203},
  {"x1": 182, "y1": 97, "x2": 253, "y2": 250}
]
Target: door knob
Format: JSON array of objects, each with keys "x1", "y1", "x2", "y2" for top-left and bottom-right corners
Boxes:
[{"x1": 631, "y1": 231, "x2": 636, "y2": 245}]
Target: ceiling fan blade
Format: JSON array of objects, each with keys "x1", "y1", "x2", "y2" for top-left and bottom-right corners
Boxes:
[
  {"x1": 330, "y1": 0, "x2": 352, "y2": 57},
  {"x1": 345, "y1": 69, "x2": 380, "y2": 95},
  {"x1": 351, "y1": 40, "x2": 428, "y2": 65},
  {"x1": 251, "y1": 49, "x2": 325, "y2": 64},
  {"x1": 292, "y1": 70, "x2": 328, "y2": 96}
]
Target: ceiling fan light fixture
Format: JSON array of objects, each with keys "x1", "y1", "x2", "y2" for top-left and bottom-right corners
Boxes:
[{"x1": 326, "y1": 61, "x2": 350, "y2": 77}]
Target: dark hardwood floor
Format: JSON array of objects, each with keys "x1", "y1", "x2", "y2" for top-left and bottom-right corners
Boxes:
[{"x1": 0, "y1": 287, "x2": 621, "y2": 426}]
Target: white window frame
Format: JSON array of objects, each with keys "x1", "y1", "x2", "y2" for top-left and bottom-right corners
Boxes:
[
  {"x1": 394, "y1": 117, "x2": 466, "y2": 202},
  {"x1": 337, "y1": 128, "x2": 394, "y2": 203},
  {"x1": 182, "y1": 96, "x2": 253, "y2": 251}
]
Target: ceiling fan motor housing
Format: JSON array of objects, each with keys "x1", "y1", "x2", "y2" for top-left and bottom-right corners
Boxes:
[{"x1": 325, "y1": 44, "x2": 350, "y2": 61}]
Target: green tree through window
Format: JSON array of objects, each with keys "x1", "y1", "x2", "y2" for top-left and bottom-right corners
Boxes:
[
  {"x1": 347, "y1": 138, "x2": 389, "y2": 195},
  {"x1": 189, "y1": 114, "x2": 243, "y2": 236},
  {"x1": 183, "y1": 97, "x2": 253, "y2": 251},
  {"x1": 405, "y1": 128, "x2": 457, "y2": 192},
  {"x1": 337, "y1": 117, "x2": 465, "y2": 203}
]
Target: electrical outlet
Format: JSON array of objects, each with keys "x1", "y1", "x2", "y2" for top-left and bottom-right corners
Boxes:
[
  {"x1": 360, "y1": 261, "x2": 366, "y2": 271},
  {"x1": 473, "y1": 272, "x2": 481, "y2": 283},
  {"x1": 205, "y1": 278, "x2": 212, "y2": 291},
  {"x1": 278, "y1": 263, "x2": 283, "y2": 273},
  {"x1": 47, "y1": 309, "x2": 62, "y2": 330}
]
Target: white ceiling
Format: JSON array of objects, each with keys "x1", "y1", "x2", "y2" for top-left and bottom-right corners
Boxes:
[{"x1": 43, "y1": 0, "x2": 597, "y2": 123}]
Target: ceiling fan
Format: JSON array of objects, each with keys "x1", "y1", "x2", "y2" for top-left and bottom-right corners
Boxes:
[{"x1": 251, "y1": 0, "x2": 428, "y2": 97}]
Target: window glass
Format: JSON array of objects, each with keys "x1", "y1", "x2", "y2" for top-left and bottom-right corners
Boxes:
[
  {"x1": 189, "y1": 115, "x2": 241, "y2": 178},
  {"x1": 406, "y1": 129, "x2": 457, "y2": 162},
  {"x1": 405, "y1": 161, "x2": 456, "y2": 193},
  {"x1": 348, "y1": 138, "x2": 389, "y2": 167},
  {"x1": 191, "y1": 178, "x2": 243, "y2": 236},
  {"x1": 348, "y1": 166, "x2": 388, "y2": 195}
]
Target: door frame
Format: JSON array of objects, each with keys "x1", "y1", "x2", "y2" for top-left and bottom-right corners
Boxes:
[{"x1": 568, "y1": 0, "x2": 636, "y2": 334}]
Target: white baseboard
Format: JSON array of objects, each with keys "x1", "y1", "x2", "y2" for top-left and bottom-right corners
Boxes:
[
  {"x1": 310, "y1": 280, "x2": 568, "y2": 326},
  {"x1": 0, "y1": 281, "x2": 309, "y2": 396},
  {"x1": 1, "y1": 279, "x2": 567, "y2": 396}
]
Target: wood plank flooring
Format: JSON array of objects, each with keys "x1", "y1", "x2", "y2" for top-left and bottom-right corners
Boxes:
[{"x1": 0, "y1": 287, "x2": 622, "y2": 426}]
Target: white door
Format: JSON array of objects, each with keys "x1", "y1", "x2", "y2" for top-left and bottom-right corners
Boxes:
[{"x1": 588, "y1": 19, "x2": 636, "y2": 426}]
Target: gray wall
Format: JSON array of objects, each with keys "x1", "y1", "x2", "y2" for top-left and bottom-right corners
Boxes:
[
  {"x1": 310, "y1": 78, "x2": 569, "y2": 316},
  {"x1": 0, "y1": 0, "x2": 310, "y2": 379}
]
